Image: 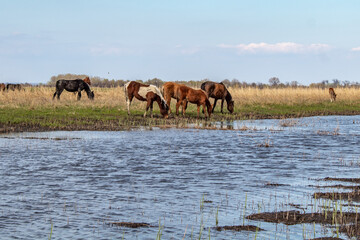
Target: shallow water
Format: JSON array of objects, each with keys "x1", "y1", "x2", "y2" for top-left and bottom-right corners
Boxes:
[{"x1": 1, "y1": 115, "x2": 360, "y2": 239}]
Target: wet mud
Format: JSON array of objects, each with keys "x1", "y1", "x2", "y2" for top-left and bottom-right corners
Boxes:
[{"x1": 214, "y1": 225, "x2": 263, "y2": 232}]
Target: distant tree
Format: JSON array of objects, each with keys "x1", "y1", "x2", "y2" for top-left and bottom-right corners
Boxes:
[
  {"x1": 145, "y1": 78, "x2": 163, "y2": 87},
  {"x1": 269, "y1": 77, "x2": 280, "y2": 87},
  {"x1": 222, "y1": 79, "x2": 231, "y2": 87},
  {"x1": 290, "y1": 81, "x2": 299, "y2": 88},
  {"x1": 230, "y1": 78, "x2": 240, "y2": 87}
]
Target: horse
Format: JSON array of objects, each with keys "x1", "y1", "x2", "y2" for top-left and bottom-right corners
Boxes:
[
  {"x1": 73, "y1": 77, "x2": 91, "y2": 96},
  {"x1": 161, "y1": 82, "x2": 188, "y2": 113},
  {"x1": 329, "y1": 88, "x2": 336, "y2": 102},
  {"x1": 201, "y1": 81, "x2": 234, "y2": 113},
  {"x1": 6, "y1": 84, "x2": 22, "y2": 91},
  {"x1": 0, "y1": 83, "x2": 5, "y2": 91},
  {"x1": 175, "y1": 85, "x2": 212, "y2": 118},
  {"x1": 83, "y1": 76, "x2": 91, "y2": 85},
  {"x1": 53, "y1": 79, "x2": 94, "y2": 100},
  {"x1": 124, "y1": 81, "x2": 169, "y2": 118}
]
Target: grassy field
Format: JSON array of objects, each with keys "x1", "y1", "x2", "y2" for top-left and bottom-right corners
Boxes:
[{"x1": 1, "y1": 86, "x2": 360, "y2": 132}]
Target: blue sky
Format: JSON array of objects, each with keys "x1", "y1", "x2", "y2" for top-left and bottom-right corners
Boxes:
[{"x1": 1, "y1": 0, "x2": 360, "y2": 85}]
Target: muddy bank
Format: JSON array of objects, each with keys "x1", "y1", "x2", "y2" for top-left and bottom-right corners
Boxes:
[{"x1": 1, "y1": 110, "x2": 360, "y2": 133}]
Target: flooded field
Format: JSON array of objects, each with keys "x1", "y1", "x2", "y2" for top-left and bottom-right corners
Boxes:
[{"x1": 1, "y1": 115, "x2": 360, "y2": 239}]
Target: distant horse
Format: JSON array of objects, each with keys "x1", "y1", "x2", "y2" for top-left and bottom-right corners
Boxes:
[
  {"x1": 201, "y1": 81, "x2": 234, "y2": 113},
  {"x1": 175, "y1": 85, "x2": 212, "y2": 118},
  {"x1": 53, "y1": 79, "x2": 94, "y2": 100},
  {"x1": 0, "y1": 83, "x2": 5, "y2": 91},
  {"x1": 161, "y1": 82, "x2": 188, "y2": 113},
  {"x1": 83, "y1": 76, "x2": 91, "y2": 85},
  {"x1": 329, "y1": 88, "x2": 336, "y2": 102},
  {"x1": 6, "y1": 84, "x2": 22, "y2": 91},
  {"x1": 124, "y1": 81, "x2": 169, "y2": 118}
]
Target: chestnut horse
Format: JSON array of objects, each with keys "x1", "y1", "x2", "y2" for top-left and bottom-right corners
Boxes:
[
  {"x1": 124, "y1": 81, "x2": 169, "y2": 118},
  {"x1": 161, "y1": 82, "x2": 188, "y2": 113},
  {"x1": 83, "y1": 77, "x2": 91, "y2": 85},
  {"x1": 329, "y1": 88, "x2": 336, "y2": 102},
  {"x1": 201, "y1": 81, "x2": 234, "y2": 113},
  {"x1": 0, "y1": 83, "x2": 5, "y2": 91},
  {"x1": 175, "y1": 85, "x2": 212, "y2": 118}
]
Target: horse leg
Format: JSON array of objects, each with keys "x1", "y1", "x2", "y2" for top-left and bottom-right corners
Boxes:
[
  {"x1": 175, "y1": 99, "x2": 182, "y2": 116},
  {"x1": 212, "y1": 99, "x2": 218, "y2": 113},
  {"x1": 150, "y1": 100, "x2": 154, "y2": 118},
  {"x1": 144, "y1": 98, "x2": 152, "y2": 118},
  {"x1": 56, "y1": 89, "x2": 64, "y2": 100},
  {"x1": 220, "y1": 99, "x2": 224, "y2": 114},
  {"x1": 182, "y1": 100, "x2": 187, "y2": 116},
  {"x1": 52, "y1": 91, "x2": 57, "y2": 100},
  {"x1": 197, "y1": 105, "x2": 200, "y2": 118},
  {"x1": 77, "y1": 91, "x2": 82, "y2": 101},
  {"x1": 127, "y1": 96, "x2": 133, "y2": 115}
]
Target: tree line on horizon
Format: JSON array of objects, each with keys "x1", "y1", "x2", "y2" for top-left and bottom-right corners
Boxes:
[{"x1": 45, "y1": 73, "x2": 360, "y2": 89}]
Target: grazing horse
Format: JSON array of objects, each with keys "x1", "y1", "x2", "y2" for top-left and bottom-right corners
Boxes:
[
  {"x1": 329, "y1": 88, "x2": 336, "y2": 102},
  {"x1": 0, "y1": 83, "x2": 5, "y2": 91},
  {"x1": 124, "y1": 81, "x2": 169, "y2": 118},
  {"x1": 175, "y1": 85, "x2": 212, "y2": 118},
  {"x1": 201, "y1": 81, "x2": 234, "y2": 113},
  {"x1": 53, "y1": 79, "x2": 94, "y2": 100},
  {"x1": 6, "y1": 84, "x2": 22, "y2": 91},
  {"x1": 83, "y1": 76, "x2": 91, "y2": 85},
  {"x1": 161, "y1": 82, "x2": 188, "y2": 113}
]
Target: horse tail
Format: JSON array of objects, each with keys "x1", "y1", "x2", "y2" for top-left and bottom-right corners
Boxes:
[{"x1": 124, "y1": 82, "x2": 129, "y2": 102}]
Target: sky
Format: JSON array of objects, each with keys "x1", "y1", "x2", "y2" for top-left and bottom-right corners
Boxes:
[{"x1": 1, "y1": 0, "x2": 360, "y2": 85}]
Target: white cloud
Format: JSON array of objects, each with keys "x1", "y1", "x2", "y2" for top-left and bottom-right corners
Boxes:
[
  {"x1": 351, "y1": 47, "x2": 360, "y2": 52},
  {"x1": 218, "y1": 42, "x2": 332, "y2": 54}
]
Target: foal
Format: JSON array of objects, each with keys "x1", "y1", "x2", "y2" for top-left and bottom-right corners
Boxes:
[
  {"x1": 124, "y1": 81, "x2": 169, "y2": 118},
  {"x1": 175, "y1": 85, "x2": 212, "y2": 118},
  {"x1": 329, "y1": 88, "x2": 336, "y2": 102}
]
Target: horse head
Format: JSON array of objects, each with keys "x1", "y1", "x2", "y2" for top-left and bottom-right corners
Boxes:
[
  {"x1": 227, "y1": 100, "x2": 234, "y2": 113},
  {"x1": 87, "y1": 91, "x2": 95, "y2": 100},
  {"x1": 160, "y1": 99, "x2": 169, "y2": 118}
]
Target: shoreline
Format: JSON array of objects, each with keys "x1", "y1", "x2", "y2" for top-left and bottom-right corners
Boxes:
[{"x1": 1, "y1": 110, "x2": 360, "y2": 134}]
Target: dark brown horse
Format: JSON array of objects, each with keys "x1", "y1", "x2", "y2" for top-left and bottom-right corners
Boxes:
[
  {"x1": 329, "y1": 88, "x2": 336, "y2": 102},
  {"x1": 53, "y1": 79, "x2": 94, "y2": 100},
  {"x1": 124, "y1": 81, "x2": 169, "y2": 118},
  {"x1": 161, "y1": 82, "x2": 187, "y2": 113},
  {"x1": 201, "y1": 81, "x2": 234, "y2": 113},
  {"x1": 175, "y1": 85, "x2": 212, "y2": 118},
  {"x1": 6, "y1": 84, "x2": 22, "y2": 91},
  {"x1": 0, "y1": 83, "x2": 5, "y2": 91}
]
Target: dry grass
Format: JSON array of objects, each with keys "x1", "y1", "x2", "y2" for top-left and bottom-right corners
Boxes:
[
  {"x1": 2, "y1": 86, "x2": 360, "y2": 109},
  {"x1": 229, "y1": 87, "x2": 360, "y2": 105}
]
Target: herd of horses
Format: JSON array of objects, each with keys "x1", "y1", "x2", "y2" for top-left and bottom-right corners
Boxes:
[
  {"x1": 0, "y1": 83, "x2": 23, "y2": 91},
  {"x1": 2, "y1": 76, "x2": 339, "y2": 118}
]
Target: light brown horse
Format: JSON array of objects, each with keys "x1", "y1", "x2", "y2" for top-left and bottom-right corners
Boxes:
[
  {"x1": 329, "y1": 88, "x2": 336, "y2": 102},
  {"x1": 124, "y1": 81, "x2": 169, "y2": 118},
  {"x1": 0, "y1": 83, "x2": 5, "y2": 91},
  {"x1": 161, "y1": 82, "x2": 187, "y2": 113},
  {"x1": 201, "y1": 81, "x2": 234, "y2": 113},
  {"x1": 175, "y1": 85, "x2": 212, "y2": 118}
]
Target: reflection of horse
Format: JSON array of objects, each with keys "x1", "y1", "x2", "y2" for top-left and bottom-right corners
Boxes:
[
  {"x1": 0, "y1": 83, "x2": 5, "y2": 91},
  {"x1": 161, "y1": 82, "x2": 187, "y2": 113},
  {"x1": 201, "y1": 81, "x2": 234, "y2": 113},
  {"x1": 53, "y1": 79, "x2": 94, "y2": 100},
  {"x1": 6, "y1": 84, "x2": 22, "y2": 91},
  {"x1": 124, "y1": 81, "x2": 169, "y2": 118},
  {"x1": 175, "y1": 85, "x2": 212, "y2": 118},
  {"x1": 329, "y1": 88, "x2": 336, "y2": 102}
]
